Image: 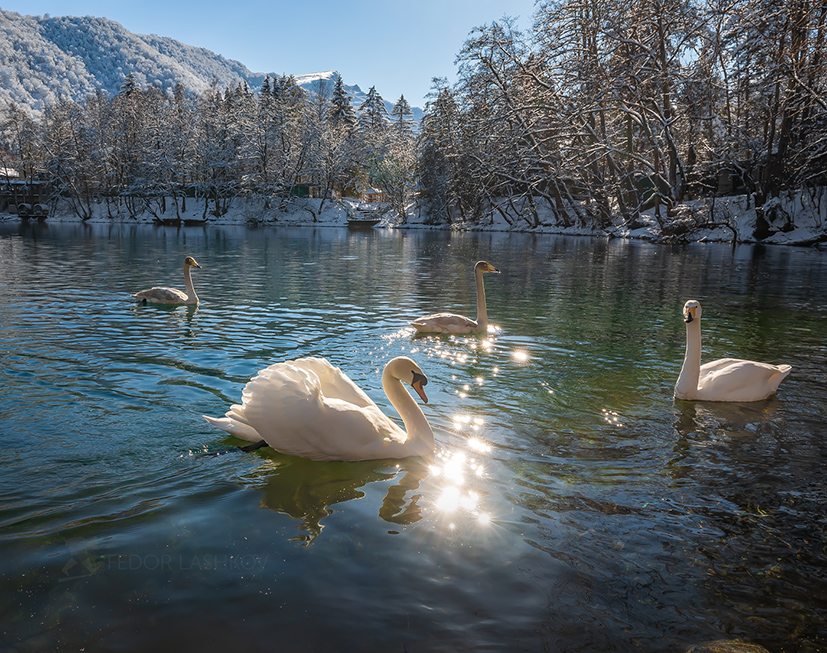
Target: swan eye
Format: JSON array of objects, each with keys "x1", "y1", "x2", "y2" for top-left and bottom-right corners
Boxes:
[{"x1": 411, "y1": 371, "x2": 428, "y2": 386}]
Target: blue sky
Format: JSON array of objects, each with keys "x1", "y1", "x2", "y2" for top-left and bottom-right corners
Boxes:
[{"x1": 2, "y1": 0, "x2": 539, "y2": 106}]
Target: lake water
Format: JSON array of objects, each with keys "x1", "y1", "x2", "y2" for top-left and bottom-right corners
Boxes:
[{"x1": 1, "y1": 221, "x2": 825, "y2": 652}]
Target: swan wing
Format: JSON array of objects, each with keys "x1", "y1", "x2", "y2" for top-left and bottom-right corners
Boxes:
[
  {"x1": 698, "y1": 358, "x2": 792, "y2": 401},
  {"x1": 698, "y1": 357, "x2": 744, "y2": 374},
  {"x1": 410, "y1": 312, "x2": 478, "y2": 334},
  {"x1": 132, "y1": 286, "x2": 187, "y2": 304},
  {"x1": 290, "y1": 357, "x2": 375, "y2": 407}
]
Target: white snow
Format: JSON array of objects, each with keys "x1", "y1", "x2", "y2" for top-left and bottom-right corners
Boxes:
[{"x1": 9, "y1": 189, "x2": 824, "y2": 247}]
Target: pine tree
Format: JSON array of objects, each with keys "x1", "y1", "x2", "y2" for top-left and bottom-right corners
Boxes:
[
  {"x1": 358, "y1": 86, "x2": 389, "y2": 135},
  {"x1": 390, "y1": 95, "x2": 414, "y2": 136},
  {"x1": 327, "y1": 74, "x2": 357, "y2": 130},
  {"x1": 118, "y1": 72, "x2": 138, "y2": 98}
]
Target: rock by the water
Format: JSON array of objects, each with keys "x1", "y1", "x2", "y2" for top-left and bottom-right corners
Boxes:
[{"x1": 684, "y1": 639, "x2": 770, "y2": 653}]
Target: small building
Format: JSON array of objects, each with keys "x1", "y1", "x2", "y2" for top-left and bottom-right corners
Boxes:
[
  {"x1": 362, "y1": 187, "x2": 386, "y2": 203},
  {"x1": 0, "y1": 178, "x2": 49, "y2": 216},
  {"x1": 291, "y1": 183, "x2": 341, "y2": 200}
]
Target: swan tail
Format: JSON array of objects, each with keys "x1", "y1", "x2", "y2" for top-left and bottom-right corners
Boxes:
[
  {"x1": 409, "y1": 320, "x2": 436, "y2": 332},
  {"x1": 202, "y1": 414, "x2": 262, "y2": 442},
  {"x1": 770, "y1": 364, "x2": 792, "y2": 389}
]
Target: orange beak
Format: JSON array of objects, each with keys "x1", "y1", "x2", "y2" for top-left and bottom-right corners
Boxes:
[
  {"x1": 411, "y1": 371, "x2": 429, "y2": 404},
  {"x1": 412, "y1": 379, "x2": 428, "y2": 404}
]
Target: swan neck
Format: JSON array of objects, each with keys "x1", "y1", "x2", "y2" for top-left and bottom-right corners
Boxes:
[
  {"x1": 382, "y1": 369, "x2": 433, "y2": 451},
  {"x1": 183, "y1": 265, "x2": 198, "y2": 304},
  {"x1": 676, "y1": 319, "x2": 701, "y2": 396},
  {"x1": 474, "y1": 267, "x2": 488, "y2": 331}
]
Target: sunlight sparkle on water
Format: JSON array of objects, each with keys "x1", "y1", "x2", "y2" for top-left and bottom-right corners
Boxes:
[
  {"x1": 436, "y1": 486, "x2": 480, "y2": 513},
  {"x1": 436, "y1": 486, "x2": 462, "y2": 511},
  {"x1": 428, "y1": 437, "x2": 494, "y2": 529},
  {"x1": 383, "y1": 327, "x2": 416, "y2": 342},
  {"x1": 512, "y1": 349, "x2": 530, "y2": 363},
  {"x1": 601, "y1": 408, "x2": 624, "y2": 427},
  {"x1": 467, "y1": 437, "x2": 491, "y2": 454},
  {"x1": 453, "y1": 413, "x2": 484, "y2": 430}
]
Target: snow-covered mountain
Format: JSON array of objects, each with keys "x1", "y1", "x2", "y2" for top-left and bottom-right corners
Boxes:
[{"x1": 0, "y1": 8, "x2": 422, "y2": 121}]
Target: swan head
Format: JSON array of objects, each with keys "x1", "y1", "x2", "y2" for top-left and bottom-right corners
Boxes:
[
  {"x1": 683, "y1": 299, "x2": 701, "y2": 323},
  {"x1": 184, "y1": 256, "x2": 202, "y2": 269},
  {"x1": 387, "y1": 356, "x2": 429, "y2": 404},
  {"x1": 475, "y1": 261, "x2": 500, "y2": 274}
]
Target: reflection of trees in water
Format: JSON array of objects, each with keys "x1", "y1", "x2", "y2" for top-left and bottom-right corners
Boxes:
[
  {"x1": 670, "y1": 400, "x2": 827, "y2": 649},
  {"x1": 243, "y1": 452, "x2": 429, "y2": 544}
]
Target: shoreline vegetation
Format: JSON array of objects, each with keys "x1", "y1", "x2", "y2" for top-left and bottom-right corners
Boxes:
[{"x1": 4, "y1": 189, "x2": 825, "y2": 247}]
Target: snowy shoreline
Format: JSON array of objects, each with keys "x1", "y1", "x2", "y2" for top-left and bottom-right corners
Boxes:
[{"x1": 4, "y1": 191, "x2": 826, "y2": 248}]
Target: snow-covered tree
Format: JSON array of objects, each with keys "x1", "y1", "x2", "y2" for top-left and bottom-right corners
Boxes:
[
  {"x1": 42, "y1": 99, "x2": 98, "y2": 219},
  {"x1": 326, "y1": 74, "x2": 357, "y2": 131},
  {"x1": 418, "y1": 79, "x2": 461, "y2": 224},
  {"x1": 358, "y1": 85, "x2": 389, "y2": 137},
  {"x1": 390, "y1": 95, "x2": 415, "y2": 137}
]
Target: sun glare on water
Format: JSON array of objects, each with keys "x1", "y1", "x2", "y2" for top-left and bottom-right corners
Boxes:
[
  {"x1": 512, "y1": 349, "x2": 529, "y2": 363},
  {"x1": 423, "y1": 413, "x2": 497, "y2": 529}
]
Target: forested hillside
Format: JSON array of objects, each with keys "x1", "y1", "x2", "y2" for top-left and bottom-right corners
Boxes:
[{"x1": 0, "y1": 9, "x2": 415, "y2": 119}]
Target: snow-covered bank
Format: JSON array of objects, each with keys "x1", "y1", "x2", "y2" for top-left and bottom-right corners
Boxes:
[{"x1": 5, "y1": 190, "x2": 826, "y2": 247}]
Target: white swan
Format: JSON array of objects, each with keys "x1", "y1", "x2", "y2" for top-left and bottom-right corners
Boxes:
[
  {"x1": 410, "y1": 260, "x2": 500, "y2": 334},
  {"x1": 203, "y1": 356, "x2": 434, "y2": 461},
  {"x1": 132, "y1": 256, "x2": 201, "y2": 305},
  {"x1": 675, "y1": 299, "x2": 791, "y2": 402}
]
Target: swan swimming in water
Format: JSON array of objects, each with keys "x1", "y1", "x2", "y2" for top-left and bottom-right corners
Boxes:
[
  {"x1": 410, "y1": 260, "x2": 500, "y2": 334},
  {"x1": 203, "y1": 356, "x2": 434, "y2": 461},
  {"x1": 132, "y1": 256, "x2": 201, "y2": 305},
  {"x1": 674, "y1": 299, "x2": 791, "y2": 402}
]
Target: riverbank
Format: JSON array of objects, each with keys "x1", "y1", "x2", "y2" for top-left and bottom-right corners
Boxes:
[{"x1": 4, "y1": 189, "x2": 825, "y2": 246}]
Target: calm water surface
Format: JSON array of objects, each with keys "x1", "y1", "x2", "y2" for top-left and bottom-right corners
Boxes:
[{"x1": 1, "y1": 222, "x2": 825, "y2": 652}]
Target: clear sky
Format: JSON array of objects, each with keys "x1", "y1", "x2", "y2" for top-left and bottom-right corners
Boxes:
[{"x1": 1, "y1": 0, "x2": 539, "y2": 106}]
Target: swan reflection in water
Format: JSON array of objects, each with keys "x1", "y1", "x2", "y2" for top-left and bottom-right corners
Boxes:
[
  {"x1": 241, "y1": 452, "x2": 427, "y2": 544},
  {"x1": 669, "y1": 397, "x2": 787, "y2": 476},
  {"x1": 236, "y1": 418, "x2": 495, "y2": 544},
  {"x1": 673, "y1": 397, "x2": 785, "y2": 440}
]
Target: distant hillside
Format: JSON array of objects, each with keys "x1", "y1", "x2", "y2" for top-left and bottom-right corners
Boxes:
[{"x1": 0, "y1": 8, "x2": 422, "y2": 121}]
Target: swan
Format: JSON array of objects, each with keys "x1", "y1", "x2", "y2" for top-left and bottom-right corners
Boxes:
[
  {"x1": 203, "y1": 356, "x2": 434, "y2": 461},
  {"x1": 132, "y1": 256, "x2": 201, "y2": 305},
  {"x1": 674, "y1": 299, "x2": 791, "y2": 402},
  {"x1": 410, "y1": 260, "x2": 500, "y2": 334}
]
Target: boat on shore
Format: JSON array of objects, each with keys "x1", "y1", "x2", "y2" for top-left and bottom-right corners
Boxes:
[{"x1": 347, "y1": 218, "x2": 381, "y2": 229}]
